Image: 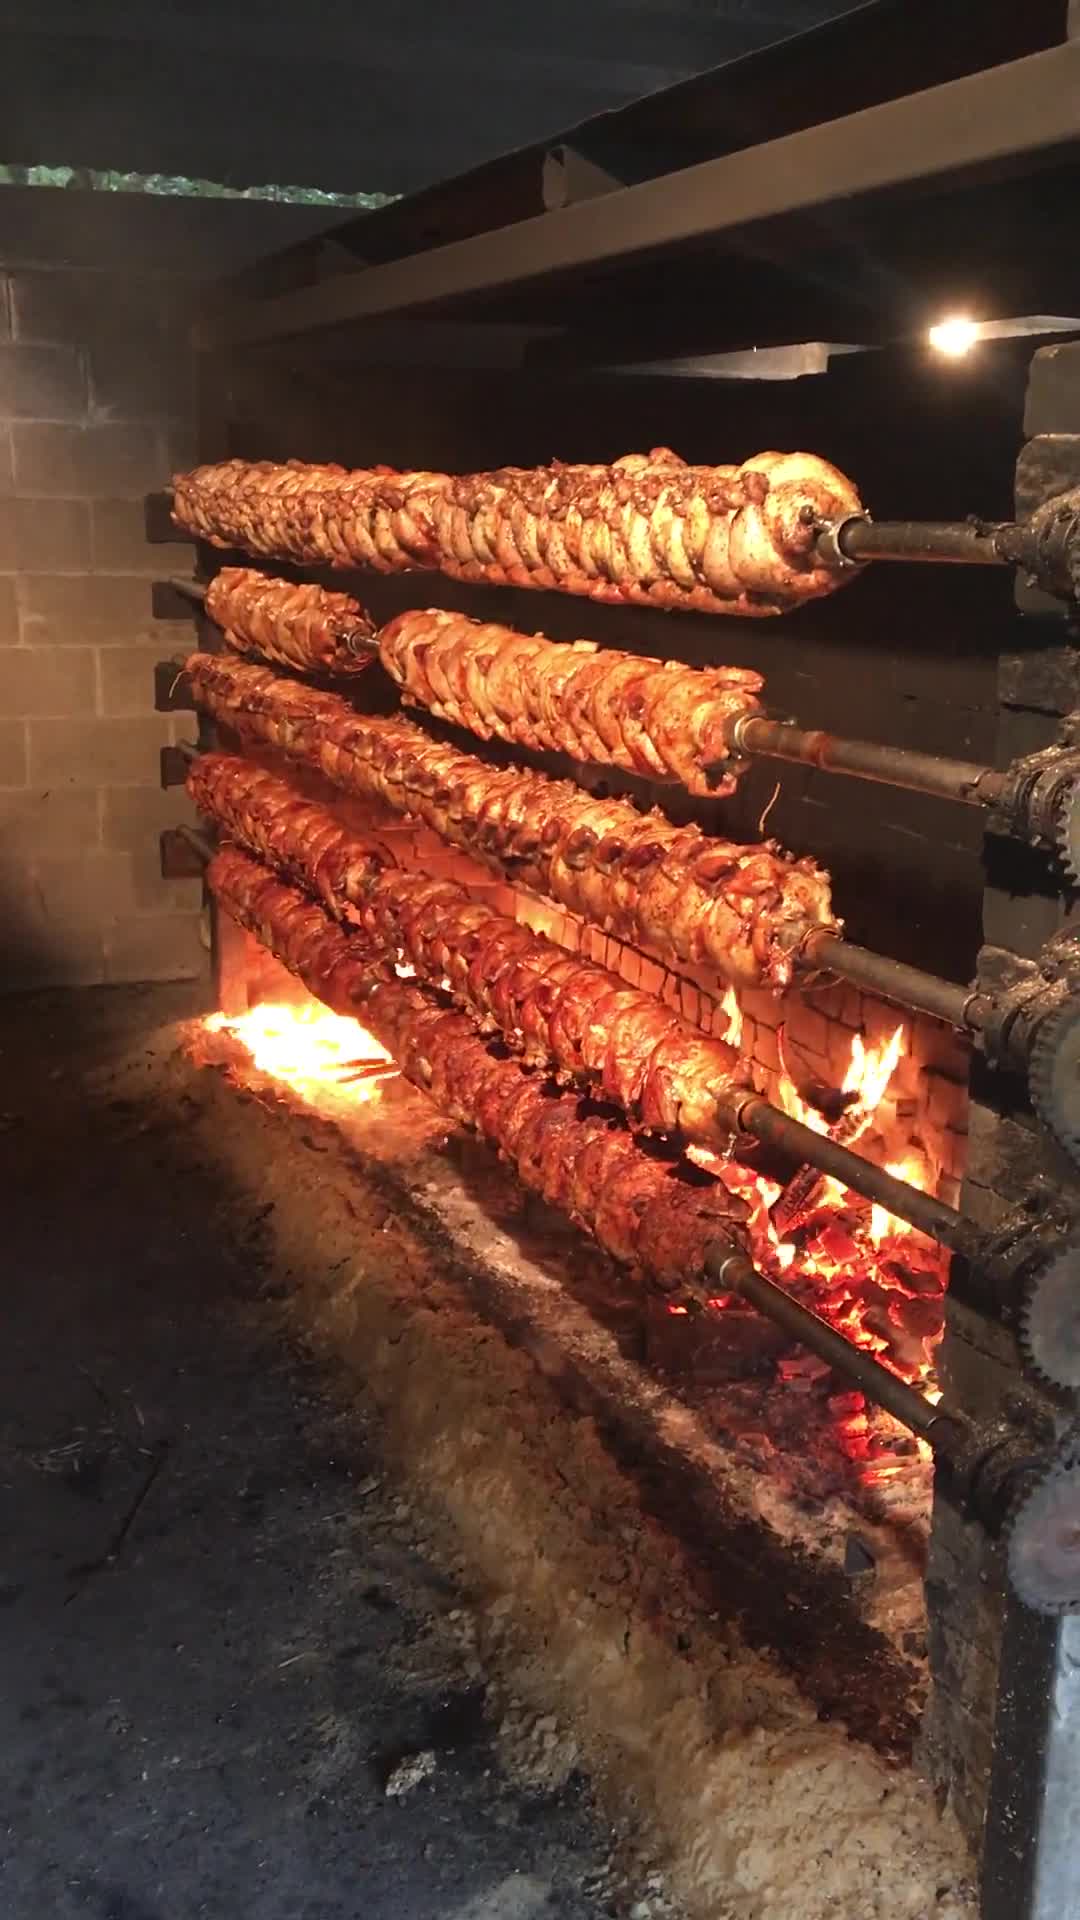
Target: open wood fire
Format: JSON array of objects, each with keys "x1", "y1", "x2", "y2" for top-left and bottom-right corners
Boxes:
[{"x1": 200, "y1": 975, "x2": 949, "y2": 1497}]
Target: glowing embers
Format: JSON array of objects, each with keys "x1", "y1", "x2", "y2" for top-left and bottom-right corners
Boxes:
[
  {"x1": 204, "y1": 1000, "x2": 397, "y2": 1106},
  {"x1": 695, "y1": 1014, "x2": 950, "y2": 1403}
]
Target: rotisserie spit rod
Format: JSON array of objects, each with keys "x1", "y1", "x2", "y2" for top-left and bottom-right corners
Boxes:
[
  {"x1": 171, "y1": 449, "x2": 863, "y2": 618},
  {"x1": 187, "y1": 750, "x2": 983, "y2": 1258},
  {"x1": 207, "y1": 842, "x2": 752, "y2": 1292},
  {"x1": 815, "y1": 487, "x2": 1080, "y2": 607},
  {"x1": 184, "y1": 651, "x2": 835, "y2": 992}
]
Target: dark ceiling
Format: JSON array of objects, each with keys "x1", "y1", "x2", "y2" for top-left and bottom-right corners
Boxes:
[{"x1": 0, "y1": 0, "x2": 860, "y2": 195}]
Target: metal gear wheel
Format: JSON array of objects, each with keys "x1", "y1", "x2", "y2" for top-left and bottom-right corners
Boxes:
[
  {"x1": 1056, "y1": 780, "x2": 1080, "y2": 889},
  {"x1": 1018, "y1": 1236, "x2": 1080, "y2": 1392},
  {"x1": 1007, "y1": 1435, "x2": 1080, "y2": 1615},
  {"x1": 1028, "y1": 1000, "x2": 1080, "y2": 1162}
]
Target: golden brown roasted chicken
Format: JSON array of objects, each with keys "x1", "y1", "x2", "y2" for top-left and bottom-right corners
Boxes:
[
  {"x1": 189, "y1": 752, "x2": 746, "y2": 1142},
  {"x1": 185, "y1": 651, "x2": 837, "y2": 990},
  {"x1": 173, "y1": 447, "x2": 861, "y2": 617},
  {"x1": 377, "y1": 606, "x2": 761, "y2": 792},
  {"x1": 205, "y1": 566, "x2": 376, "y2": 675}
]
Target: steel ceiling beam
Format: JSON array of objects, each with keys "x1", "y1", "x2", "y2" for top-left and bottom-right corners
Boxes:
[{"x1": 204, "y1": 43, "x2": 1080, "y2": 349}]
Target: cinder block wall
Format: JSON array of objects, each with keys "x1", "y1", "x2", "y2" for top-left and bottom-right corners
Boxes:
[{"x1": 0, "y1": 258, "x2": 203, "y2": 989}]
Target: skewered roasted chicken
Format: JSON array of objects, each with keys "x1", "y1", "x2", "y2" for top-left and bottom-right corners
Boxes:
[
  {"x1": 190, "y1": 752, "x2": 746, "y2": 1142},
  {"x1": 173, "y1": 447, "x2": 862, "y2": 617},
  {"x1": 378, "y1": 605, "x2": 761, "y2": 792},
  {"x1": 205, "y1": 566, "x2": 376, "y2": 675},
  {"x1": 208, "y1": 843, "x2": 750, "y2": 1289},
  {"x1": 185, "y1": 651, "x2": 837, "y2": 989}
]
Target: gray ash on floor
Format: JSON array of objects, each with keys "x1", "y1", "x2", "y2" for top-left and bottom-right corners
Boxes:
[{"x1": 0, "y1": 983, "x2": 634, "y2": 1920}]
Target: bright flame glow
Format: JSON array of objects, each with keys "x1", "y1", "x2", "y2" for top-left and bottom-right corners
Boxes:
[
  {"x1": 204, "y1": 1001, "x2": 396, "y2": 1106},
  {"x1": 928, "y1": 315, "x2": 980, "y2": 358},
  {"x1": 842, "y1": 1024, "x2": 904, "y2": 1108},
  {"x1": 870, "y1": 1157, "x2": 924, "y2": 1245},
  {"x1": 720, "y1": 986, "x2": 743, "y2": 1050}
]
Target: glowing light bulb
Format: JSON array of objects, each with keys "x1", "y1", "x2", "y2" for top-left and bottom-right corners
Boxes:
[{"x1": 928, "y1": 315, "x2": 981, "y2": 358}]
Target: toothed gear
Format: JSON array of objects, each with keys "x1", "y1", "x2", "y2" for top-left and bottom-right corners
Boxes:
[
  {"x1": 1028, "y1": 1000, "x2": 1080, "y2": 1162},
  {"x1": 1008, "y1": 1433, "x2": 1080, "y2": 1614},
  {"x1": 1019, "y1": 1237, "x2": 1080, "y2": 1391},
  {"x1": 1056, "y1": 781, "x2": 1080, "y2": 887}
]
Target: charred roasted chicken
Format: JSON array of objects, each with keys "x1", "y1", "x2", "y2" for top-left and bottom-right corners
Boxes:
[
  {"x1": 173, "y1": 448, "x2": 862, "y2": 617},
  {"x1": 190, "y1": 752, "x2": 746, "y2": 1143},
  {"x1": 185, "y1": 651, "x2": 837, "y2": 990},
  {"x1": 208, "y1": 843, "x2": 750, "y2": 1289}
]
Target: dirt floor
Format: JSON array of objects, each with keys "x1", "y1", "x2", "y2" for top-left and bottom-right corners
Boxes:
[
  {"x1": 0, "y1": 984, "x2": 978, "y2": 1920},
  {"x1": 0, "y1": 984, "x2": 617, "y2": 1920}
]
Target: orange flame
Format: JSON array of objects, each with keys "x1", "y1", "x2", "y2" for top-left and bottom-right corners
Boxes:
[
  {"x1": 204, "y1": 1001, "x2": 396, "y2": 1106},
  {"x1": 719, "y1": 986, "x2": 743, "y2": 1050}
]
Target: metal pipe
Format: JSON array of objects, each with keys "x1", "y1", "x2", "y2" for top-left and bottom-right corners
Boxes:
[
  {"x1": 820, "y1": 514, "x2": 1014, "y2": 570},
  {"x1": 730, "y1": 712, "x2": 1006, "y2": 807},
  {"x1": 704, "y1": 1242, "x2": 970, "y2": 1458},
  {"x1": 803, "y1": 931, "x2": 989, "y2": 1032},
  {"x1": 726, "y1": 1091, "x2": 985, "y2": 1260},
  {"x1": 169, "y1": 575, "x2": 208, "y2": 605}
]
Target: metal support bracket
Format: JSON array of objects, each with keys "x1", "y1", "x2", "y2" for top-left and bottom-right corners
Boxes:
[{"x1": 159, "y1": 827, "x2": 207, "y2": 880}]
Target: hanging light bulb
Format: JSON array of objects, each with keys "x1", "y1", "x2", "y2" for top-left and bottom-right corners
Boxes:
[{"x1": 927, "y1": 315, "x2": 981, "y2": 358}]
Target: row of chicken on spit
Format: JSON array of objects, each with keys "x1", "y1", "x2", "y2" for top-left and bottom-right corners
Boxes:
[
  {"x1": 207, "y1": 807, "x2": 752, "y2": 1300},
  {"x1": 207, "y1": 565, "x2": 761, "y2": 796},
  {"x1": 177, "y1": 448, "x2": 861, "y2": 1304},
  {"x1": 176, "y1": 446, "x2": 863, "y2": 618}
]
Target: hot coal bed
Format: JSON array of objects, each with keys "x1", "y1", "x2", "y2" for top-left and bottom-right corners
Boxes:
[{"x1": 151, "y1": 318, "x2": 1080, "y2": 1920}]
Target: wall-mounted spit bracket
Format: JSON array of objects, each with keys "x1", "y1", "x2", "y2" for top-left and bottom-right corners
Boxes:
[
  {"x1": 154, "y1": 660, "x2": 195, "y2": 713},
  {"x1": 159, "y1": 826, "x2": 211, "y2": 879}
]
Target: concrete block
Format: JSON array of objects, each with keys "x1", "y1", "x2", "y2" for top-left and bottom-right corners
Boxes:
[
  {"x1": 0, "y1": 646, "x2": 96, "y2": 717},
  {"x1": 102, "y1": 782, "x2": 195, "y2": 850},
  {"x1": 12, "y1": 497, "x2": 92, "y2": 572},
  {"x1": 89, "y1": 338, "x2": 192, "y2": 422},
  {"x1": 28, "y1": 715, "x2": 168, "y2": 787},
  {"x1": 33, "y1": 849, "x2": 135, "y2": 921},
  {"x1": 13, "y1": 422, "x2": 163, "y2": 497},
  {"x1": 19, "y1": 573, "x2": 155, "y2": 645},
  {"x1": 0, "y1": 719, "x2": 27, "y2": 785},
  {"x1": 104, "y1": 911, "x2": 206, "y2": 983},
  {"x1": 0, "y1": 344, "x2": 86, "y2": 421},
  {"x1": 0, "y1": 786, "x2": 99, "y2": 855},
  {"x1": 97, "y1": 642, "x2": 168, "y2": 716},
  {"x1": 9, "y1": 269, "x2": 162, "y2": 346},
  {"x1": 91, "y1": 497, "x2": 189, "y2": 574},
  {"x1": 0, "y1": 891, "x2": 105, "y2": 989},
  {"x1": 0, "y1": 577, "x2": 17, "y2": 644}
]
